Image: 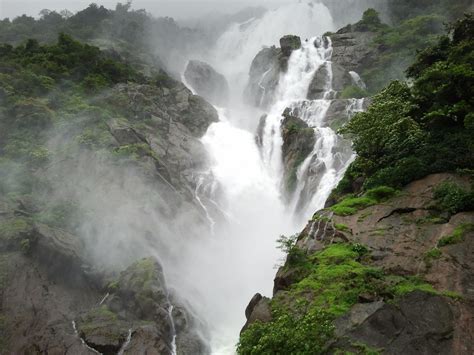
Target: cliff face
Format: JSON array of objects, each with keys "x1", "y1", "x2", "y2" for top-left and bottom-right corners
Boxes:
[
  {"x1": 241, "y1": 173, "x2": 474, "y2": 354},
  {"x1": 0, "y1": 41, "x2": 218, "y2": 352}
]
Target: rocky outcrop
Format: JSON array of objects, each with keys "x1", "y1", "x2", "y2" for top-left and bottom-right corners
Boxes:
[
  {"x1": 184, "y1": 60, "x2": 229, "y2": 106},
  {"x1": 244, "y1": 35, "x2": 302, "y2": 109},
  {"x1": 104, "y1": 82, "x2": 218, "y2": 202},
  {"x1": 244, "y1": 46, "x2": 281, "y2": 108},
  {"x1": 279, "y1": 35, "x2": 301, "y2": 56},
  {"x1": 280, "y1": 108, "x2": 315, "y2": 195},
  {"x1": 330, "y1": 25, "x2": 380, "y2": 81},
  {"x1": 307, "y1": 62, "x2": 352, "y2": 100},
  {"x1": 241, "y1": 173, "x2": 474, "y2": 354},
  {"x1": 0, "y1": 198, "x2": 209, "y2": 354}
]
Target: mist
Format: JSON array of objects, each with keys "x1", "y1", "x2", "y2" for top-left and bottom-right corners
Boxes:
[{"x1": 2, "y1": 0, "x2": 459, "y2": 353}]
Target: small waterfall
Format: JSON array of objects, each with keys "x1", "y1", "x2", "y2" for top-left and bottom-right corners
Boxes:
[
  {"x1": 349, "y1": 71, "x2": 367, "y2": 90},
  {"x1": 117, "y1": 329, "x2": 132, "y2": 355},
  {"x1": 98, "y1": 293, "x2": 109, "y2": 306},
  {"x1": 194, "y1": 174, "x2": 216, "y2": 235},
  {"x1": 71, "y1": 320, "x2": 102, "y2": 355},
  {"x1": 257, "y1": 68, "x2": 272, "y2": 107},
  {"x1": 168, "y1": 305, "x2": 178, "y2": 355}
]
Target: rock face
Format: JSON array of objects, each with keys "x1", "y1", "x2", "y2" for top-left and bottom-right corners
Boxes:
[
  {"x1": 330, "y1": 25, "x2": 380, "y2": 78},
  {"x1": 244, "y1": 46, "x2": 281, "y2": 108},
  {"x1": 0, "y1": 199, "x2": 208, "y2": 354},
  {"x1": 280, "y1": 108, "x2": 315, "y2": 196},
  {"x1": 244, "y1": 35, "x2": 301, "y2": 109},
  {"x1": 104, "y1": 81, "x2": 218, "y2": 204},
  {"x1": 184, "y1": 60, "x2": 229, "y2": 106},
  {"x1": 241, "y1": 173, "x2": 474, "y2": 354}
]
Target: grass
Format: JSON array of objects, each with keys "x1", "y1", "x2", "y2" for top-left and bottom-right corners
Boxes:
[
  {"x1": 335, "y1": 223, "x2": 350, "y2": 232},
  {"x1": 438, "y1": 223, "x2": 474, "y2": 247},
  {"x1": 330, "y1": 186, "x2": 398, "y2": 216}
]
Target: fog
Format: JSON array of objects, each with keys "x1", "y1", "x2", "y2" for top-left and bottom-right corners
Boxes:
[
  {"x1": 1, "y1": 0, "x2": 292, "y2": 20},
  {"x1": 0, "y1": 0, "x2": 390, "y2": 353}
]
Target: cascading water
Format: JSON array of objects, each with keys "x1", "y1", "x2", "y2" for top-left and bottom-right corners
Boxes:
[{"x1": 168, "y1": 2, "x2": 367, "y2": 354}]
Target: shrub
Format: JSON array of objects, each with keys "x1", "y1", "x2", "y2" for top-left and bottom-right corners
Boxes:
[
  {"x1": 433, "y1": 182, "x2": 474, "y2": 214},
  {"x1": 438, "y1": 223, "x2": 474, "y2": 247},
  {"x1": 340, "y1": 85, "x2": 369, "y2": 99}
]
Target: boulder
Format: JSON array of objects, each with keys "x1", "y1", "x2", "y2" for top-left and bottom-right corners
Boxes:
[
  {"x1": 280, "y1": 35, "x2": 302, "y2": 56},
  {"x1": 241, "y1": 293, "x2": 272, "y2": 333},
  {"x1": 184, "y1": 60, "x2": 229, "y2": 106}
]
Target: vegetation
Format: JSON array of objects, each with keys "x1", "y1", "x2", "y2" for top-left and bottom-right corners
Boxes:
[
  {"x1": 438, "y1": 223, "x2": 474, "y2": 247},
  {"x1": 330, "y1": 186, "x2": 398, "y2": 216},
  {"x1": 433, "y1": 182, "x2": 474, "y2": 214},
  {"x1": 238, "y1": 243, "x2": 436, "y2": 354},
  {"x1": 339, "y1": 15, "x2": 474, "y2": 193}
]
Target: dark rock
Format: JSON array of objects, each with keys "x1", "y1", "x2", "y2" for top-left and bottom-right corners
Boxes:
[
  {"x1": 255, "y1": 114, "x2": 267, "y2": 147},
  {"x1": 344, "y1": 291, "x2": 455, "y2": 354},
  {"x1": 245, "y1": 293, "x2": 263, "y2": 319},
  {"x1": 241, "y1": 295, "x2": 272, "y2": 333},
  {"x1": 124, "y1": 325, "x2": 172, "y2": 355},
  {"x1": 280, "y1": 35, "x2": 301, "y2": 56},
  {"x1": 330, "y1": 31, "x2": 379, "y2": 75},
  {"x1": 307, "y1": 62, "x2": 352, "y2": 100},
  {"x1": 244, "y1": 47, "x2": 281, "y2": 108},
  {"x1": 280, "y1": 109, "x2": 315, "y2": 196},
  {"x1": 184, "y1": 60, "x2": 229, "y2": 106}
]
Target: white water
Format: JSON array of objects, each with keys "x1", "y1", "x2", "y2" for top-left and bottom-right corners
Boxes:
[
  {"x1": 139, "y1": 3, "x2": 363, "y2": 354},
  {"x1": 175, "y1": 3, "x2": 360, "y2": 353}
]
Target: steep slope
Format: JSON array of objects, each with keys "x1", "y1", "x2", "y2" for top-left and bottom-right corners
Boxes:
[{"x1": 0, "y1": 35, "x2": 217, "y2": 354}]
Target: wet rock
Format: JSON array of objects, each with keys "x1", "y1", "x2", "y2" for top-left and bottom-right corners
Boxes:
[
  {"x1": 124, "y1": 325, "x2": 172, "y2": 355},
  {"x1": 244, "y1": 46, "x2": 281, "y2": 108},
  {"x1": 307, "y1": 62, "x2": 352, "y2": 100},
  {"x1": 280, "y1": 35, "x2": 301, "y2": 56},
  {"x1": 76, "y1": 307, "x2": 131, "y2": 354},
  {"x1": 184, "y1": 60, "x2": 229, "y2": 106},
  {"x1": 280, "y1": 108, "x2": 315, "y2": 196}
]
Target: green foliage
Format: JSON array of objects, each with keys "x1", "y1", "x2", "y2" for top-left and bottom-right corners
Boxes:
[
  {"x1": 424, "y1": 248, "x2": 442, "y2": 267},
  {"x1": 340, "y1": 16, "x2": 474, "y2": 192},
  {"x1": 340, "y1": 85, "x2": 369, "y2": 99},
  {"x1": 438, "y1": 223, "x2": 474, "y2": 247},
  {"x1": 387, "y1": 276, "x2": 436, "y2": 296},
  {"x1": 277, "y1": 234, "x2": 307, "y2": 268},
  {"x1": 335, "y1": 223, "x2": 350, "y2": 232},
  {"x1": 238, "y1": 307, "x2": 334, "y2": 355},
  {"x1": 354, "y1": 9, "x2": 385, "y2": 32},
  {"x1": 433, "y1": 182, "x2": 474, "y2": 214},
  {"x1": 330, "y1": 187, "x2": 397, "y2": 216}
]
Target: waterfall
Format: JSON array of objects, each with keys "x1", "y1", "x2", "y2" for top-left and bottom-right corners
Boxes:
[
  {"x1": 256, "y1": 35, "x2": 361, "y2": 219},
  {"x1": 169, "y1": 2, "x2": 367, "y2": 353},
  {"x1": 168, "y1": 305, "x2": 178, "y2": 355}
]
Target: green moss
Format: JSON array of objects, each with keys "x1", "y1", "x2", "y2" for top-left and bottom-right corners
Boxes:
[
  {"x1": 335, "y1": 223, "x2": 350, "y2": 232},
  {"x1": 438, "y1": 223, "x2": 474, "y2": 247},
  {"x1": 387, "y1": 276, "x2": 436, "y2": 297},
  {"x1": 331, "y1": 187, "x2": 398, "y2": 216},
  {"x1": 425, "y1": 248, "x2": 442, "y2": 260},
  {"x1": 0, "y1": 219, "x2": 29, "y2": 237}
]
